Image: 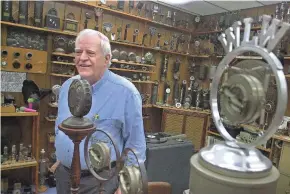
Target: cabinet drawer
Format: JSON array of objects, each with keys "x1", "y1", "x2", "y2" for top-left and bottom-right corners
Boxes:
[
  {"x1": 279, "y1": 142, "x2": 290, "y2": 175},
  {"x1": 276, "y1": 174, "x2": 290, "y2": 194}
]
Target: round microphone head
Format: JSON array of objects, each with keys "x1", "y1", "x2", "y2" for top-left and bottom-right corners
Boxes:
[
  {"x1": 68, "y1": 79, "x2": 92, "y2": 117},
  {"x1": 52, "y1": 85, "x2": 61, "y2": 96}
]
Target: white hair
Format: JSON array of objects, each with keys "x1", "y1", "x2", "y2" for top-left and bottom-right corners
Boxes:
[{"x1": 75, "y1": 29, "x2": 112, "y2": 67}]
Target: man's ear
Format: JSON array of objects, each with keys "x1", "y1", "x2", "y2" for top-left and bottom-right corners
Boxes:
[{"x1": 105, "y1": 54, "x2": 110, "y2": 64}]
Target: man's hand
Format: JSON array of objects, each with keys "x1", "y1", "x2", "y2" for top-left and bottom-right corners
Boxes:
[
  {"x1": 48, "y1": 160, "x2": 60, "y2": 174},
  {"x1": 114, "y1": 187, "x2": 121, "y2": 194}
]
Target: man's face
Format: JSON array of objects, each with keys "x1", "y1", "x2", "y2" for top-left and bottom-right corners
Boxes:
[{"x1": 75, "y1": 35, "x2": 110, "y2": 84}]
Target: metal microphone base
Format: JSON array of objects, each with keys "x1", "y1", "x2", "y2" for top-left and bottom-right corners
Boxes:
[{"x1": 189, "y1": 154, "x2": 279, "y2": 194}]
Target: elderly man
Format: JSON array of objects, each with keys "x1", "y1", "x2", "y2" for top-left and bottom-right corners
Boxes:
[{"x1": 53, "y1": 29, "x2": 146, "y2": 194}]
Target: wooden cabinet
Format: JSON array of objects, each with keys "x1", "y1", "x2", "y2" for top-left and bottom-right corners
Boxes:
[
  {"x1": 276, "y1": 142, "x2": 290, "y2": 194},
  {"x1": 160, "y1": 106, "x2": 210, "y2": 150},
  {"x1": 276, "y1": 173, "x2": 290, "y2": 194},
  {"x1": 278, "y1": 142, "x2": 290, "y2": 176},
  {"x1": 1, "y1": 112, "x2": 40, "y2": 192}
]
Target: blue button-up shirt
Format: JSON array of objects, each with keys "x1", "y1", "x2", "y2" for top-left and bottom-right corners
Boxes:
[{"x1": 54, "y1": 69, "x2": 146, "y2": 170}]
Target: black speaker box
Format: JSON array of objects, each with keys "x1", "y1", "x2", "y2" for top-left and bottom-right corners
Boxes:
[{"x1": 145, "y1": 138, "x2": 194, "y2": 194}]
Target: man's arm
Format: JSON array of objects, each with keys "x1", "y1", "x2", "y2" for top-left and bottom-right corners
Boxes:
[{"x1": 122, "y1": 92, "x2": 146, "y2": 165}]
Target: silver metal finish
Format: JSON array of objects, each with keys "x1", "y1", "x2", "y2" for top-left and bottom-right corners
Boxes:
[
  {"x1": 195, "y1": 15, "x2": 290, "y2": 182},
  {"x1": 199, "y1": 142, "x2": 272, "y2": 178},
  {"x1": 119, "y1": 166, "x2": 142, "y2": 194},
  {"x1": 211, "y1": 15, "x2": 289, "y2": 148},
  {"x1": 89, "y1": 142, "x2": 110, "y2": 170}
]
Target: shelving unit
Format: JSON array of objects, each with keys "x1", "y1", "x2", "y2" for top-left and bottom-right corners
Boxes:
[{"x1": 1, "y1": 112, "x2": 40, "y2": 191}]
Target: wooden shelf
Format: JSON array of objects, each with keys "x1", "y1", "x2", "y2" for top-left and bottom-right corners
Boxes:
[
  {"x1": 110, "y1": 40, "x2": 206, "y2": 58},
  {"x1": 143, "y1": 116, "x2": 150, "y2": 119},
  {"x1": 112, "y1": 60, "x2": 155, "y2": 68},
  {"x1": 142, "y1": 104, "x2": 152, "y2": 108},
  {"x1": 52, "y1": 52, "x2": 75, "y2": 57},
  {"x1": 45, "y1": 117, "x2": 56, "y2": 122},
  {"x1": 207, "y1": 130, "x2": 221, "y2": 137},
  {"x1": 273, "y1": 134, "x2": 290, "y2": 143},
  {"x1": 217, "y1": 55, "x2": 290, "y2": 60},
  {"x1": 1, "y1": 21, "x2": 205, "y2": 59},
  {"x1": 52, "y1": 61, "x2": 75, "y2": 66},
  {"x1": 48, "y1": 103, "x2": 58, "y2": 108},
  {"x1": 207, "y1": 130, "x2": 271, "y2": 152},
  {"x1": 153, "y1": 105, "x2": 211, "y2": 115},
  {"x1": 50, "y1": 73, "x2": 74, "y2": 78},
  {"x1": 0, "y1": 21, "x2": 77, "y2": 36},
  {"x1": 131, "y1": 80, "x2": 155, "y2": 84},
  {"x1": 70, "y1": 0, "x2": 192, "y2": 34},
  {"x1": 1, "y1": 112, "x2": 39, "y2": 117},
  {"x1": 109, "y1": 68, "x2": 155, "y2": 74},
  {"x1": 1, "y1": 160, "x2": 37, "y2": 171},
  {"x1": 193, "y1": 26, "x2": 261, "y2": 35}
]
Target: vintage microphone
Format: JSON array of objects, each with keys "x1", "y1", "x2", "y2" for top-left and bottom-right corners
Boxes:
[
  {"x1": 59, "y1": 79, "x2": 148, "y2": 194},
  {"x1": 188, "y1": 15, "x2": 290, "y2": 194}
]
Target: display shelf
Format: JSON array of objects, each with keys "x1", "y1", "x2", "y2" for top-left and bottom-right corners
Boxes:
[
  {"x1": 52, "y1": 61, "x2": 75, "y2": 66},
  {"x1": 1, "y1": 160, "x2": 37, "y2": 171},
  {"x1": 1, "y1": 112, "x2": 39, "y2": 117},
  {"x1": 273, "y1": 134, "x2": 290, "y2": 143},
  {"x1": 193, "y1": 26, "x2": 261, "y2": 35},
  {"x1": 50, "y1": 73, "x2": 74, "y2": 78},
  {"x1": 70, "y1": 0, "x2": 192, "y2": 34},
  {"x1": 131, "y1": 80, "x2": 155, "y2": 84},
  {"x1": 1, "y1": 21, "x2": 207, "y2": 59},
  {"x1": 217, "y1": 55, "x2": 262, "y2": 60},
  {"x1": 47, "y1": 133, "x2": 55, "y2": 144},
  {"x1": 153, "y1": 105, "x2": 211, "y2": 115},
  {"x1": 45, "y1": 117, "x2": 56, "y2": 122},
  {"x1": 112, "y1": 60, "x2": 155, "y2": 68},
  {"x1": 207, "y1": 130, "x2": 271, "y2": 152},
  {"x1": 142, "y1": 104, "x2": 153, "y2": 108},
  {"x1": 109, "y1": 68, "x2": 155, "y2": 74},
  {"x1": 52, "y1": 52, "x2": 75, "y2": 57},
  {"x1": 143, "y1": 116, "x2": 150, "y2": 119},
  {"x1": 217, "y1": 55, "x2": 290, "y2": 60},
  {"x1": 0, "y1": 21, "x2": 77, "y2": 36},
  {"x1": 48, "y1": 103, "x2": 58, "y2": 108}
]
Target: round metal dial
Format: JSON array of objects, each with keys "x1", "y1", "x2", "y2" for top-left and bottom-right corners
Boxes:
[
  {"x1": 68, "y1": 79, "x2": 92, "y2": 117},
  {"x1": 220, "y1": 73, "x2": 264, "y2": 124},
  {"x1": 112, "y1": 49, "x2": 120, "y2": 61},
  {"x1": 144, "y1": 52, "x2": 153, "y2": 61},
  {"x1": 119, "y1": 148, "x2": 148, "y2": 194},
  {"x1": 119, "y1": 51, "x2": 128, "y2": 61},
  {"x1": 210, "y1": 46, "x2": 288, "y2": 148},
  {"x1": 128, "y1": 52, "x2": 136, "y2": 62},
  {"x1": 89, "y1": 142, "x2": 110, "y2": 170},
  {"x1": 84, "y1": 129, "x2": 122, "y2": 182}
]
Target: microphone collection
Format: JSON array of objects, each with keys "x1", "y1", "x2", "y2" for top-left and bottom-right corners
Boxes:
[{"x1": 153, "y1": 55, "x2": 216, "y2": 111}]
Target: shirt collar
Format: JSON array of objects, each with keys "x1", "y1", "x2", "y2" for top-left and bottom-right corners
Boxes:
[{"x1": 91, "y1": 68, "x2": 110, "y2": 93}]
